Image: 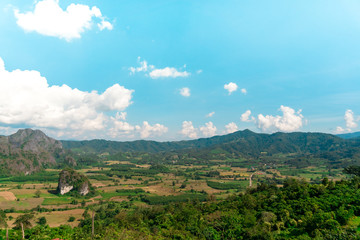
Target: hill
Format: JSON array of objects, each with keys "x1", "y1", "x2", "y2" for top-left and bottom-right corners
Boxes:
[
  {"x1": 337, "y1": 131, "x2": 360, "y2": 139},
  {"x1": 61, "y1": 129, "x2": 358, "y2": 157},
  {"x1": 0, "y1": 129, "x2": 65, "y2": 174}
]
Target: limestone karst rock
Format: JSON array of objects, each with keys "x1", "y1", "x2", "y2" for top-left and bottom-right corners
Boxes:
[{"x1": 57, "y1": 168, "x2": 91, "y2": 196}]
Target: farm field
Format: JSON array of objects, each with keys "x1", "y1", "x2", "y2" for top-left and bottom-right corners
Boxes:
[{"x1": 0, "y1": 158, "x2": 346, "y2": 228}]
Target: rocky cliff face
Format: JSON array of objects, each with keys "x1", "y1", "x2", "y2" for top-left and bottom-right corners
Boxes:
[
  {"x1": 0, "y1": 129, "x2": 65, "y2": 174},
  {"x1": 57, "y1": 168, "x2": 91, "y2": 196}
]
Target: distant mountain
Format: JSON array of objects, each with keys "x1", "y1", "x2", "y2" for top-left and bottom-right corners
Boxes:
[
  {"x1": 62, "y1": 129, "x2": 358, "y2": 158},
  {"x1": 337, "y1": 131, "x2": 360, "y2": 139},
  {"x1": 0, "y1": 129, "x2": 65, "y2": 174},
  {"x1": 2, "y1": 129, "x2": 359, "y2": 175}
]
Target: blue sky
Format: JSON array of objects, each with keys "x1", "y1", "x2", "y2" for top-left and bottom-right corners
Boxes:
[{"x1": 0, "y1": 0, "x2": 359, "y2": 140}]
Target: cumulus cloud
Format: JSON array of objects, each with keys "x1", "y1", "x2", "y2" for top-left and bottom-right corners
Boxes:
[
  {"x1": 181, "y1": 121, "x2": 198, "y2": 139},
  {"x1": 224, "y1": 82, "x2": 238, "y2": 95},
  {"x1": 335, "y1": 109, "x2": 359, "y2": 134},
  {"x1": 180, "y1": 87, "x2": 190, "y2": 97},
  {"x1": 241, "y1": 110, "x2": 255, "y2": 122},
  {"x1": 206, "y1": 112, "x2": 215, "y2": 118},
  {"x1": 241, "y1": 88, "x2": 247, "y2": 94},
  {"x1": 200, "y1": 121, "x2": 217, "y2": 137},
  {"x1": 345, "y1": 109, "x2": 357, "y2": 129},
  {"x1": 14, "y1": 0, "x2": 113, "y2": 41},
  {"x1": 0, "y1": 57, "x2": 133, "y2": 132},
  {"x1": 129, "y1": 57, "x2": 190, "y2": 79},
  {"x1": 225, "y1": 122, "x2": 238, "y2": 134},
  {"x1": 257, "y1": 106, "x2": 304, "y2": 132},
  {"x1": 135, "y1": 121, "x2": 168, "y2": 139}
]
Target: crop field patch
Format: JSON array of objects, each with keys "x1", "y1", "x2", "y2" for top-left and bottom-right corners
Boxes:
[{"x1": 0, "y1": 191, "x2": 16, "y2": 201}]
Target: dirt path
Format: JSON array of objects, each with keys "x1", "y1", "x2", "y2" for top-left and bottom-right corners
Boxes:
[{"x1": 249, "y1": 172, "x2": 257, "y2": 187}]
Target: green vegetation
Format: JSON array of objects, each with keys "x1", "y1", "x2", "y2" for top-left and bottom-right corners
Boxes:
[
  {"x1": 4, "y1": 129, "x2": 360, "y2": 238},
  {"x1": 206, "y1": 180, "x2": 244, "y2": 190},
  {"x1": 42, "y1": 197, "x2": 73, "y2": 205},
  {"x1": 2, "y1": 177, "x2": 360, "y2": 239},
  {"x1": 140, "y1": 193, "x2": 208, "y2": 205},
  {"x1": 100, "y1": 189, "x2": 145, "y2": 200}
]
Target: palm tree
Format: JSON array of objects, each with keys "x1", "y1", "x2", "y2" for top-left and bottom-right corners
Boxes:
[{"x1": 14, "y1": 213, "x2": 34, "y2": 239}]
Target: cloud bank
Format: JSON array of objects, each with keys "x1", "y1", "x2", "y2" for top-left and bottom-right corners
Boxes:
[{"x1": 0, "y1": 57, "x2": 167, "y2": 140}]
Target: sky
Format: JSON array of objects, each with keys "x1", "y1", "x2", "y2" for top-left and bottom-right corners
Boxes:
[{"x1": 0, "y1": 0, "x2": 360, "y2": 141}]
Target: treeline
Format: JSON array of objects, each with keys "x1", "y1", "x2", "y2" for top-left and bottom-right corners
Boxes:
[{"x1": 3, "y1": 176, "x2": 360, "y2": 239}]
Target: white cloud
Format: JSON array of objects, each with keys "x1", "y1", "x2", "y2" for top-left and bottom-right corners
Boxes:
[
  {"x1": 241, "y1": 88, "x2": 247, "y2": 94},
  {"x1": 130, "y1": 57, "x2": 190, "y2": 79},
  {"x1": 345, "y1": 109, "x2": 357, "y2": 129},
  {"x1": 115, "y1": 112, "x2": 127, "y2": 121},
  {"x1": 206, "y1": 112, "x2": 215, "y2": 118},
  {"x1": 0, "y1": 57, "x2": 133, "y2": 134},
  {"x1": 98, "y1": 19, "x2": 113, "y2": 31},
  {"x1": 224, "y1": 82, "x2": 238, "y2": 95},
  {"x1": 14, "y1": 0, "x2": 113, "y2": 41},
  {"x1": 335, "y1": 126, "x2": 349, "y2": 134},
  {"x1": 180, "y1": 87, "x2": 190, "y2": 97},
  {"x1": 241, "y1": 110, "x2": 255, "y2": 122},
  {"x1": 129, "y1": 57, "x2": 154, "y2": 75},
  {"x1": 196, "y1": 69, "x2": 203, "y2": 74},
  {"x1": 335, "y1": 109, "x2": 359, "y2": 134},
  {"x1": 200, "y1": 121, "x2": 217, "y2": 137},
  {"x1": 149, "y1": 67, "x2": 190, "y2": 79},
  {"x1": 257, "y1": 106, "x2": 304, "y2": 132},
  {"x1": 225, "y1": 122, "x2": 238, "y2": 134},
  {"x1": 135, "y1": 121, "x2": 168, "y2": 139},
  {"x1": 181, "y1": 121, "x2": 198, "y2": 139}
]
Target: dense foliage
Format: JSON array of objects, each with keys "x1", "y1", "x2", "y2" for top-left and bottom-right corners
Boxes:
[{"x1": 3, "y1": 177, "x2": 360, "y2": 239}]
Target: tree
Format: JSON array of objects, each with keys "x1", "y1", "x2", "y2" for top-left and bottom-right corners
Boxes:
[
  {"x1": 343, "y1": 166, "x2": 360, "y2": 177},
  {"x1": 0, "y1": 211, "x2": 8, "y2": 240},
  {"x1": 14, "y1": 213, "x2": 34, "y2": 239},
  {"x1": 34, "y1": 190, "x2": 41, "y2": 198},
  {"x1": 37, "y1": 216, "x2": 47, "y2": 226}
]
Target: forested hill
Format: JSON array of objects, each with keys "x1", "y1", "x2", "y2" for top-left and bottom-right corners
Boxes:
[
  {"x1": 337, "y1": 131, "x2": 360, "y2": 139},
  {"x1": 61, "y1": 130, "x2": 360, "y2": 157}
]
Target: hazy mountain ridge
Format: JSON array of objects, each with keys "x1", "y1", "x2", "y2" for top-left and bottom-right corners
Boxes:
[
  {"x1": 62, "y1": 129, "x2": 358, "y2": 157},
  {"x1": 337, "y1": 131, "x2": 360, "y2": 139}
]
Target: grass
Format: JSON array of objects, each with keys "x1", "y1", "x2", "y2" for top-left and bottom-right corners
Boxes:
[
  {"x1": 100, "y1": 189, "x2": 146, "y2": 200},
  {"x1": 42, "y1": 197, "x2": 73, "y2": 205}
]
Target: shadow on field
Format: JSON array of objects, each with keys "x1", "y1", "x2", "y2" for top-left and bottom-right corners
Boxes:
[{"x1": 47, "y1": 189, "x2": 58, "y2": 195}]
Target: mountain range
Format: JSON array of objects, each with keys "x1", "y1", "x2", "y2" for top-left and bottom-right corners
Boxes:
[
  {"x1": 62, "y1": 129, "x2": 360, "y2": 157},
  {"x1": 1, "y1": 128, "x2": 360, "y2": 174}
]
